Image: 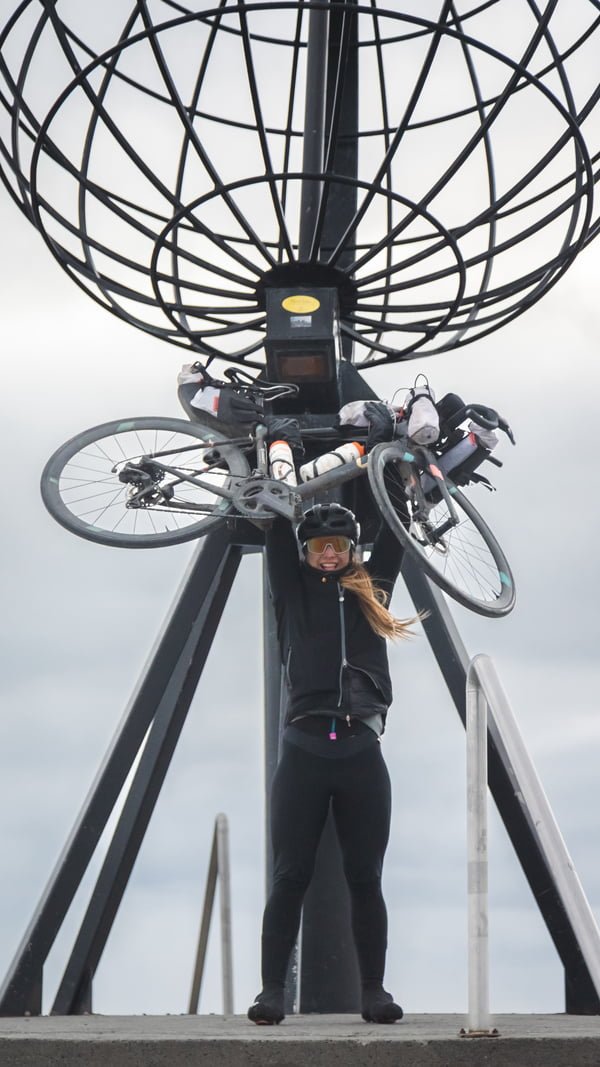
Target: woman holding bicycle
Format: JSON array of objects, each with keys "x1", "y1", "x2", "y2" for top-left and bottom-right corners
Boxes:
[{"x1": 248, "y1": 490, "x2": 415, "y2": 1026}]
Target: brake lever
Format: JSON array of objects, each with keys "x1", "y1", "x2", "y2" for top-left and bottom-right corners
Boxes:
[
  {"x1": 498, "y1": 417, "x2": 516, "y2": 445},
  {"x1": 464, "y1": 404, "x2": 499, "y2": 431},
  {"x1": 190, "y1": 360, "x2": 219, "y2": 388}
]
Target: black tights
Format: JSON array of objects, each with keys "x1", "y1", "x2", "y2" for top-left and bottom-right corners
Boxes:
[{"x1": 260, "y1": 733, "x2": 392, "y2": 990}]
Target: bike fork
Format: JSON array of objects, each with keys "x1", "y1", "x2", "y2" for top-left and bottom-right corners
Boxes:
[{"x1": 412, "y1": 449, "x2": 461, "y2": 544}]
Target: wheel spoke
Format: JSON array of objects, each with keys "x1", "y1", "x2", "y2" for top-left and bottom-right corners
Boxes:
[
  {"x1": 42, "y1": 417, "x2": 250, "y2": 548},
  {"x1": 369, "y1": 445, "x2": 514, "y2": 616}
]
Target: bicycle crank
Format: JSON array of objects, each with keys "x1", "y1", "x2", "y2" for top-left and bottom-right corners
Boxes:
[{"x1": 230, "y1": 477, "x2": 296, "y2": 522}]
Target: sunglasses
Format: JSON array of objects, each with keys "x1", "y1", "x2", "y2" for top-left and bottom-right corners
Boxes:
[{"x1": 304, "y1": 535, "x2": 352, "y2": 554}]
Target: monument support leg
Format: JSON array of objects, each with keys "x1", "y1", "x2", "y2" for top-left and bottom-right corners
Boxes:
[
  {"x1": 50, "y1": 536, "x2": 242, "y2": 1014},
  {"x1": 262, "y1": 554, "x2": 282, "y2": 897},
  {"x1": 401, "y1": 554, "x2": 600, "y2": 1015},
  {"x1": 298, "y1": 5, "x2": 329, "y2": 260},
  {"x1": 262, "y1": 556, "x2": 300, "y2": 1013},
  {"x1": 0, "y1": 532, "x2": 240, "y2": 1017},
  {"x1": 296, "y1": 0, "x2": 362, "y2": 1014},
  {"x1": 262, "y1": 553, "x2": 360, "y2": 1014}
]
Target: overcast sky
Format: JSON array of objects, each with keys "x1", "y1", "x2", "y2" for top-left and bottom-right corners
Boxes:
[{"x1": 1, "y1": 0, "x2": 600, "y2": 1021}]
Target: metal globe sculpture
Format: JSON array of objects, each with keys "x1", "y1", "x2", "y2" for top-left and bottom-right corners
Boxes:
[
  {"x1": 1, "y1": 1, "x2": 599, "y2": 370},
  {"x1": 2, "y1": 3, "x2": 600, "y2": 1025}
]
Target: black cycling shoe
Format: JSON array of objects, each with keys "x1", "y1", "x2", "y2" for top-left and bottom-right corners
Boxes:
[
  {"x1": 247, "y1": 988, "x2": 285, "y2": 1025},
  {"x1": 361, "y1": 985, "x2": 404, "y2": 1024}
]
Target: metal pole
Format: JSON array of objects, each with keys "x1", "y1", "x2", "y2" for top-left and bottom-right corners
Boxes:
[
  {"x1": 216, "y1": 814, "x2": 234, "y2": 1015},
  {"x1": 262, "y1": 554, "x2": 299, "y2": 1013},
  {"x1": 263, "y1": 555, "x2": 283, "y2": 896},
  {"x1": 188, "y1": 813, "x2": 234, "y2": 1016},
  {"x1": 296, "y1": 0, "x2": 362, "y2": 1014},
  {"x1": 299, "y1": 7, "x2": 330, "y2": 259},
  {"x1": 466, "y1": 662, "x2": 490, "y2": 1034},
  {"x1": 188, "y1": 826, "x2": 218, "y2": 1014}
]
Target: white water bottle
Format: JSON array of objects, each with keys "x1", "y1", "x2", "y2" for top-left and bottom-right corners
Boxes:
[
  {"x1": 269, "y1": 439, "x2": 297, "y2": 486},
  {"x1": 299, "y1": 441, "x2": 365, "y2": 482},
  {"x1": 404, "y1": 386, "x2": 439, "y2": 445}
]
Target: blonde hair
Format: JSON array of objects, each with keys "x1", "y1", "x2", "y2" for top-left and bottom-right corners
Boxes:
[{"x1": 340, "y1": 562, "x2": 421, "y2": 640}]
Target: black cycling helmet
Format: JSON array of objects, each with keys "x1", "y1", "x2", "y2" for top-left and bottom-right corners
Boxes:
[{"x1": 296, "y1": 503, "x2": 360, "y2": 549}]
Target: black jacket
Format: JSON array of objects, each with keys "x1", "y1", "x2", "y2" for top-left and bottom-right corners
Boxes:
[{"x1": 266, "y1": 519, "x2": 404, "y2": 730}]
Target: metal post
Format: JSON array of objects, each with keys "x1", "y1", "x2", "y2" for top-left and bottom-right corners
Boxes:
[
  {"x1": 299, "y1": 7, "x2": 330, "y2": 259},
  {"x1": 188, "y1": 827, "x2": 218, "y2": 1015},
  {"x1": 299, "y1": 818, "x2": 361, "y2": 1013},
  {"x1": 320, "y1": 0, "x2": 358, "y2": 268},
  {"x1": 466, "y1": 663, "x2": 491, "y2": 1034},
  {"x1": 296, "y1": 0, "x2": 362, "y2": 1014},
  {"x1": 216, "y1": 814, "x2": 234, "y2": 1015},
  {"x1": 188, "y1": 813, "x2": 234, "y2": 1016},
  {"x1": 263, "y1": 555, "x2": 283, "y2": 895},
  {"x1": 262, "y1": 554, "x2": 299, "y2": 1013}
]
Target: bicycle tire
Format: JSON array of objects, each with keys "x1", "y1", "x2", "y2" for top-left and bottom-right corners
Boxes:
[
  {"x1": 368, "y1": 442, "x2": 516, "y2": 617},
  {"x1": 41, "y1": 416, "x2": 250, "y2": 548}
]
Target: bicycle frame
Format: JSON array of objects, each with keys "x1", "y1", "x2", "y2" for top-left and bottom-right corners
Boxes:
[{"x1": 121, "y1": 422, "x2": 463, "y2": 540}]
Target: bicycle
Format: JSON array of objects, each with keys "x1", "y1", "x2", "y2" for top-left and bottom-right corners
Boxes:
[{"x1": 40, "y1": 372, "x2": 516, "y2": 618}]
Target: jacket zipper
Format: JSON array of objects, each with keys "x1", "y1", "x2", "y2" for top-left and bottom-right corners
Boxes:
[{"x1": 336, "y1": 583, "x2": 351, "y2": 725}]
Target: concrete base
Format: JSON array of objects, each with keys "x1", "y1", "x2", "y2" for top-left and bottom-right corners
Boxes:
[{"x1": 1, "y1": 1013, "x2": 600, "y2": 1067}]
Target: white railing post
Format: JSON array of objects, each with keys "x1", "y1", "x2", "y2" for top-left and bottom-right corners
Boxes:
[
  {"x1": 465, "y1": 651, "x2": 600, "y2": 1034},
  {"x1": 465, "y1": 656, "x2": 493, "y2": 1035},
  {"x1": 473, "y1": 655, "x2": 600, "y2": 997}
]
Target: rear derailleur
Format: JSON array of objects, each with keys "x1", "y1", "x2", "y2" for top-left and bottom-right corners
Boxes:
[{"x1": 117, "y1": 459, "x2": 174, "y2": 508}]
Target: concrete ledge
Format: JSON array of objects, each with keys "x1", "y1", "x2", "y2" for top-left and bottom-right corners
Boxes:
[{"x1": 1, "y1": 1013, "x2": 600, "y2": 1067}]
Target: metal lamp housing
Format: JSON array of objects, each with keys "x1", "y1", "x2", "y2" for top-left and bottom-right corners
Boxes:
[{"x1": 265, "y1": 288, "x2": 341, "y2": 386}]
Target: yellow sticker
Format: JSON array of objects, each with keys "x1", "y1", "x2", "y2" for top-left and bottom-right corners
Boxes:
[{"x1": 281, "y1": 294, "x2": 321, "y2": 314}]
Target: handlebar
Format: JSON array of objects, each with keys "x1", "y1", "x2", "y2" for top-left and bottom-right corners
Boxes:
[
  {"x1": 189, "y1": 361, "x2": 515, "y2": 445},
  {"x1": 443, "y1": 402, "x2": 515, "y2": 445}
]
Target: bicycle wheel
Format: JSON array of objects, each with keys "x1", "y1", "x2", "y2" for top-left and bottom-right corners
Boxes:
[
  {"x1": 41, "y1": 417, "x2": 250, "y2": 548},
  {"x1": 368, "y1": 442, "x2": 515, "y2": 617}
]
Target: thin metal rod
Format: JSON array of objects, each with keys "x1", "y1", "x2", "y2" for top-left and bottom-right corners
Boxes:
[
  {"x1": 188, "y1": 826, "x2": 219, "y2": 1015},
  {"x1": 466, "y1": 661, "x2": 490, "y2": 1033},
  {"x1": 299, "y1": 7, "x2": 330, "y2": 260},
  {"x1": 216, "y1": 814, "x2": 234, "y2": 1015},
  {"x1": 188, "y1": 813, "x2": 234, "y2": 1016}
]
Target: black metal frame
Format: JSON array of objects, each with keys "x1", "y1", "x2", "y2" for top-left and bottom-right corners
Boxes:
[
  {"x1": 1, "y1": 0, "x2": 600, "y2": 1018},
  {"x1": 0, "y1": 531, "x2": 242, "y2": 1016},
  {"x1": 1, "y1": 2, "x2": 599, "y2": 367}
]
